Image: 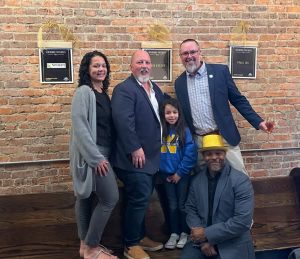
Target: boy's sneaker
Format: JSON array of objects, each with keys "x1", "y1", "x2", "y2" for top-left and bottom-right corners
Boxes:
[
  {"x1": 124, "y1": 245, "x2": 150, "y2": 259},
  {"x1": 138, "y1": 237, "x2": 163, "y2": 251},
  {"x1": 164, "y1": 233, "x2": 179, "y2": 249},
  {"x1": 176, "y1": 232, "x2": 188, "y2": 248}
]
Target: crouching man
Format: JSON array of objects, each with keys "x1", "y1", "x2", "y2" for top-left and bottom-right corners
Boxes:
[{"x1": 180, "y1": 134, "x2": 255, "y2": 259}]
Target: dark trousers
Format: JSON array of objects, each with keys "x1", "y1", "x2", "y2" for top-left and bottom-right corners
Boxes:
[
  {"x1": 115, "y1": 168, "x2": 154, "y2": 247},
  {"x1": 158, "y1": 173, "x2": 190, "y2": 234}
]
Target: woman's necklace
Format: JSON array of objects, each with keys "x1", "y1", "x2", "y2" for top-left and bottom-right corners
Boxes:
[{"x1": 93, "y1": 84, "x2": 103, "y2": 93}]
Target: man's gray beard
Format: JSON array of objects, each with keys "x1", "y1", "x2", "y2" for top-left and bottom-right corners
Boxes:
[
  {"x1": 138, "y1": 75, "x2": 150, "y2": 83},
  {"x1": 186, "y1": 63, "x2": 198, "y2": 74}
]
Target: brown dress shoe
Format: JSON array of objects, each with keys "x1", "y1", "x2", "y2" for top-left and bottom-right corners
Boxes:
[
  {"x1": 138, "y1": 237, "x2": 163, "y2": 251},
  {"x1": 124, "y1": 245, "x2": 150, "y2": 259}
]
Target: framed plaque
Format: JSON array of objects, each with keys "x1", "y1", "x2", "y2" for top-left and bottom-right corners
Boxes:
[
  {"x1": 229, "y1": 46, "x2": 257, "y2": 79},
  {"x1": 39, "y1": 47, "x2": 73, "y2": 84},
  {"x1": 143, "y1": 48, "x2": 172, "y2": 82}
]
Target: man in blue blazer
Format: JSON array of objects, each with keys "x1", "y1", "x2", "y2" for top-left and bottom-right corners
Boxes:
[
  {"x1": 175, "y1": 39, "x2": 271, "y2": 174},
  {"x1": 112, "y1": 50, "x2": 164, "y2": 259},
  {"x1": 180, "y1": 134, "x2": 255, "y2": 259}
]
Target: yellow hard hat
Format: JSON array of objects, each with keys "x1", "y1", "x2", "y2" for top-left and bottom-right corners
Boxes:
[{"x1": 201, "y1": 134, "x2": 227, "y2": 152}]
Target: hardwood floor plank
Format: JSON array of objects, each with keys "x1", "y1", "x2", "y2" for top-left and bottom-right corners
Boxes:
[{"x1": 1, "y1": 175, "x2": 300, "y2": 257}]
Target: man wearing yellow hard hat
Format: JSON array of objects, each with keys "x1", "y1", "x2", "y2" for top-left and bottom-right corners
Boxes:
[{"x1": 180, "y1": 134, "x2": 255, "y2": 259}]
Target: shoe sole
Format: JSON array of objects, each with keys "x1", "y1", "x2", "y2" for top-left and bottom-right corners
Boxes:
[
  {"x1": 141, "y1": 245, "x2": 164, "y2": 252},
  {"x1": 140, "y1": 244, "x2": 163, "y2": 252},
  {"x1": 124, "y1": 251, "x2": 150, "y2": 259},
  {"x1": 164, "y1": 245, "x2": 176, "y2": 250},
  {"x1": 176, "y1": 244, "x2": 185, "y2": 249}
]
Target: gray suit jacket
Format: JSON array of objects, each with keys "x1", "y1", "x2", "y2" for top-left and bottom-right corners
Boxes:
[
  {"x1": 186, "y1": 163, "x2": 255, "y2": 259},
  {"x1": 69, "y1": 85, "x2": 105, "y2": 198}
]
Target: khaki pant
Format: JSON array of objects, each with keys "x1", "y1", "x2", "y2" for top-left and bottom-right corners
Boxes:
[{"x1": 194, "y1": 135, "x2": 248, "y2": 175}]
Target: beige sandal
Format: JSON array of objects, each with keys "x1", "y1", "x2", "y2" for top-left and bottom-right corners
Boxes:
[
  {"x1": 91, "y1": 247, "x2": 118, "y2": 259},
  {"x1": 98, "y1": 244, "x2": 114, "y2": 255}
]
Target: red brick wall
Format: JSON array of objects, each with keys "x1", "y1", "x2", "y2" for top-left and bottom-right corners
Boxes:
[{"x1": 0, "y1": 0, "x2": 299, "y2": 195}]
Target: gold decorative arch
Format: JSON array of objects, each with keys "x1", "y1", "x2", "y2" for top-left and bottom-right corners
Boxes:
[
  {"x1": 147, "y1": 23, "x2": 170, "y2": 43},
  {"x1": 37, "y1": 20, "x2": 77, "y2": 48}
]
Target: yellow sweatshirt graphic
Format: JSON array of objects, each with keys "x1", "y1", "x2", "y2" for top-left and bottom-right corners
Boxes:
[{"x1": 161, "y1": 134, "x2": 178, "y2": 154}]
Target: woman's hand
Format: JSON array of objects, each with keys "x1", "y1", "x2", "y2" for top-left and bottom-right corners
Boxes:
[
  {"x1": 166, "y1": 173, "x2": 181, "y2": 184},
  {"x1": 96, "y1": 160, "x2": 109, "y2": 176}
]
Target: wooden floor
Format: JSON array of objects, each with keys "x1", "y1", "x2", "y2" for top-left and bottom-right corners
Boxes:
[
  {"x1": 2, "y1": 249, "x2": 179, "y2": 259},
  {"x1": 1, "y1": 170, "x2": 300, "y2": 258},
  {"x1": 0, "y1": 190, "x2": 180, "y2": 259},
  {"x1": 5, "y1": 249, "x2": 180, "y2": 259}
]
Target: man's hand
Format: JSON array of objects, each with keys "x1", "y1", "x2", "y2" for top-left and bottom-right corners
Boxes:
[
  {"x1": 131, "y1": 148, "x2": 145, "y2": 168},
  {"x1": 190, "y1": 227, "x2": 206, "y2": 242},
  {"x1": 259, "y1": 120, "x2": 275, "y2": 133},
  {"x1": 200, "y1": 242, "x2": 218, "y2": 257},
  {"x1": 96, "y1": 160, "x2": 109, "y2": 176}
]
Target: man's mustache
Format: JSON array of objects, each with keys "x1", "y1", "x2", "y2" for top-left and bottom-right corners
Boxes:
[
  {"x1": 185, "y1": 57, "x2": 196, "y2": 62},
  {"x1": 140, "y1": 68, "x2": 149, "y2": 73}
]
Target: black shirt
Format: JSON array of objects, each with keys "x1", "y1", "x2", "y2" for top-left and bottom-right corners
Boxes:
[
  {"x1": 206, "y1": 170, "x2": 221, "y2": 226},
  {"x1": 93, "y1": 90, "x2": 114, "y2": 147}
]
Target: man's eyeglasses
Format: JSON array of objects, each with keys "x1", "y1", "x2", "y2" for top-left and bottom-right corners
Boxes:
[{"x1": 180, "y1": 50, "x2": 199, "y2": 57}]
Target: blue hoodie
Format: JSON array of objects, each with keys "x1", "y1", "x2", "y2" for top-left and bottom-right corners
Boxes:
[{"x1": 159, "y1": 127, "x2": 197, "y2": 177}]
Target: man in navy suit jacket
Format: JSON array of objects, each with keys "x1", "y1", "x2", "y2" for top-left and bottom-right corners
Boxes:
[
  {"x1": 175, "y1": 39, "x2": 271, "y2": 174},
  {"x1": 112, "y1": 50, "x2": 164, "y2": 259}
]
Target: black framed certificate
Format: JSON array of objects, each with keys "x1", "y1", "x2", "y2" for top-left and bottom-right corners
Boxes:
[
  {"x1": 143, "y1": 48, "x2": 172, "y2": 82},
  {"x1": 229, "y1": 46, "x2": 257, "y2": 79},
  {"x1": 39, "y1": 48, "x2": 73, "y2": 83}
]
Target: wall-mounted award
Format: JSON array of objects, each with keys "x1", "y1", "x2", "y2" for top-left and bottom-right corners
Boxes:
[
  {"x1": 38, "y1": 21, "x2": 75, "y2": 84},
  {"x1": 39, "y1": 43, "x2": 73, "y2": 84},
  {"x1": 143, "y1": 48, "x2": 172, "y2": 82},
  {"x1": 141, "y1": 42, "x2": 172, "y2": 82},
  {"x1": 229, "y1": 45, "x2": 257, "y2": 79},
  {"x1": 142, "y1": 24, "x2": 172, "y2": 82}
]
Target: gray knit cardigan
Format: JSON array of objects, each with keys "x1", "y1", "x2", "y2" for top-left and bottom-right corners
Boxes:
[{"x1": 69, "y1": 85, "x2": 105, "y2": 199}]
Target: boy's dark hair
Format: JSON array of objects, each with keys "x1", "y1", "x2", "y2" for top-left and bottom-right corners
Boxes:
[
  {"x1": 159, "y1": 98, "x2": 186, "y2": 147},
  {"x1": 78, "y1": 50, "x2": 110, "y2": 92}
]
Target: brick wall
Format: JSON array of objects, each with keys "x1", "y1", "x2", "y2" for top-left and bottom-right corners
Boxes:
[{"x1": 0, "y1": 0, "x2": 299, "y2": 195}]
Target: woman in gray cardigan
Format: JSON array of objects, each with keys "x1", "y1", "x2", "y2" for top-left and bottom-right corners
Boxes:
[{"x1": 70, "y1": 51, "x2": 119, "y2": 259}]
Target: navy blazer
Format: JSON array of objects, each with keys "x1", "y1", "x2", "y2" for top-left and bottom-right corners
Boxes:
[
  {"x1": 111, "y1": 75, "x2": 164, "y2": 174},
  {"x1": 175, "y1": 64, "x2": 263, "y2": 146},
  {"x1": 186, "y1": 163, "x2": 255, "y2": 259}
]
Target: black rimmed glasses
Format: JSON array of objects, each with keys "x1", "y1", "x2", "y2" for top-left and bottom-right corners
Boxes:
[{"x1": 180, "y1": 50, "x2": 199, "y2": 57}]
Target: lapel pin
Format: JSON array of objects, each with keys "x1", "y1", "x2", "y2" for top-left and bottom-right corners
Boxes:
[{"x1": 209, "y1": 74, "x2": 214, "y2": 78}]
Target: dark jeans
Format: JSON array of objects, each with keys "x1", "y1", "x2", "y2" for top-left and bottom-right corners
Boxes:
[
  {"x1": 158, "y1": 173, "x2": 190, "y2": 234},
  {"x1": 154, "y1": 179, "x2": 170, "y2": 235},
  {"x1": 115, "y1": 168, "x2": 155, "y2": 247},
  {"x1": 180, "y1": 240, "x2": 220, "y2": 259}
]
